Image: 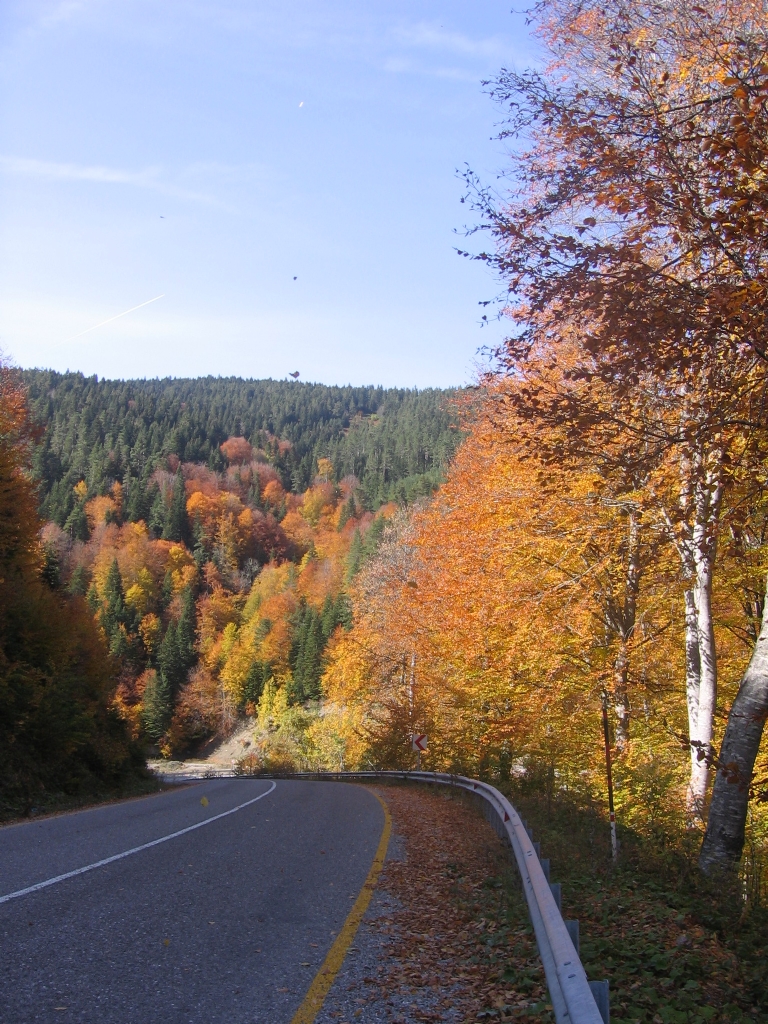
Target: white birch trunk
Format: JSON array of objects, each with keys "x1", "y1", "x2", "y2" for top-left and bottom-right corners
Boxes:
[
  {"x1": 684, "y1": 586, "x2": 703, "y2": 810},
  {"x1": 672, "y1": 450, "x2": 723, "y2": 819}
]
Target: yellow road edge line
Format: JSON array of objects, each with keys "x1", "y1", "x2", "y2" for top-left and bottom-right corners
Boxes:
[{"x1": 289, "y1": 789, "x2": 392, "y2": 1024}]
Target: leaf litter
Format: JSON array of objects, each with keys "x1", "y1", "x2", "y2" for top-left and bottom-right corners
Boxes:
[{"x1": 315, "y1": 784, "x2": 552, "y2": 1024}]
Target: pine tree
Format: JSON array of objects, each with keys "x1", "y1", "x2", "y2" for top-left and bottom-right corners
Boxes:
[
  {"x1": 337, "y1": 493, "x2": 356, "y2": 531},
  {"x1": 142, "y1": 669, "x2": 172, "y2": 741},
  {"x1": 163, "y1": 474, "x2": 188, "y2": 543},
  {"x1": 148, "y1": 489, "x2": 167, "y2": 537},
  {"x1": 161, "y1": 569, "x2": 174, "y2": 610},
  {"x1": 64, "y1": 502, "x2": 89, "y2": 542},
  {"x1": 177, "y1": 586, "x2": 196, "y2": 672},
  {"x1": 289, "y1": 604, "x2": 324, "y2": 703},
  {"x1": 361, "y1": 516, "x2": 386, "y2": 562},
  {"x1": 346, "y1": 529, "x2": 363, "y2": 581},
  {"x1": 67, "y1": 563, "x2": 89, "y2": 597},
  {"x1": 41, "y1": 545, "x2": 61, "y2": 589},
  {"x1": 157, "y1": 619, "x2": 185, "y2": 695},
  {"x1": 101, "y1": 558, "x2": 126, "y2": 636}
]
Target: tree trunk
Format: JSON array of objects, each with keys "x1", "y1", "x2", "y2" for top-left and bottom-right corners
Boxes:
[
  {"x1": 677, "y1": 461, "x2": 722, "y2": 819},
  {"x1": 689, "y1": 567, "x2": 718, "y2": 817},
  {"x1": 684, "y1": 587, "x2": 703, "y2": 814},
  {"x1": 613, "y1": 640, "x2": 631, "y2": 753},
  {"x1": 699, "y1": 590, "x2": 768, "y2": 873},
  {"x1": 610, "y1": 508, "x2": 640, "y2": 752}
]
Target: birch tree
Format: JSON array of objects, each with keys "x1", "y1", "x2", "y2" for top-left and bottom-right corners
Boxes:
[{"x1": 467, "y1": 0, "x2": 768, "y2": 824}]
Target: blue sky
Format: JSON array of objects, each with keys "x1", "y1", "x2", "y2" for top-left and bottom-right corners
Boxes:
[{"x1": 0, "y1": 1, "x2": 539, "y2": 387}]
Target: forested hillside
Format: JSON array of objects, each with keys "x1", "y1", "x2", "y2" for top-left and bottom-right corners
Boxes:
[
  {"x1": 22, "y1": 372, "x2": 459, "y2": 528},
  {"x1": 0, "y1": 368, "x2": 145, "y2": 816}
]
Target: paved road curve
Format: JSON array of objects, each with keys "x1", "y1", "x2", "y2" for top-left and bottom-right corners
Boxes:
[{"x1": 0, "y1": 779, "x2": 386, "y2": 1024}]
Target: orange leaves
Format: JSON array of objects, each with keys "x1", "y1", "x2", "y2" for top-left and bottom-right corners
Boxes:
[
  {"x1": 325, "y1": 382, "x2": 681, "y2": 781},
  {"x1": 261, "y1": 478, "x2": 285, "y2": 507},
  {"x1": 219, "y1": 436, "x2": 253, "y2": 464}
]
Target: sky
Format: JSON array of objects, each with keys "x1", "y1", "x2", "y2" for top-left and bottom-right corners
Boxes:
[{"x1": 0, "y1": 1, "x2": 540, "y2": 388}]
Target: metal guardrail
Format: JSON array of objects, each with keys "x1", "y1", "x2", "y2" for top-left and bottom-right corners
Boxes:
[{"x1": 158, "y1": 766, "x2": 609, "y2": 1024}]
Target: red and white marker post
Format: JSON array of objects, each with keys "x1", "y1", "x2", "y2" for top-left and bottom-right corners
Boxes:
[{"x1": 411, "y1": 733, "x2": 427, "y2": 769}]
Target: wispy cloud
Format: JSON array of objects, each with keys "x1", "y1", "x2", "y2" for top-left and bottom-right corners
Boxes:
[
  {"x1": 0, "y1": 156, "x2": 221, "y2": 205},
  {"x1": 37, "y1": 1, "x2": 88, "y2": 30},
  {"x1": 381, "y1": 57, "x2": 479, "y2": 83},
  {"x1": 392, "y1": 23, "x2": 509, "y2": 61}
]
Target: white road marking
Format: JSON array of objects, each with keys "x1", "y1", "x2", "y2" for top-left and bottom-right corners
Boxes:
[{"x1": 0, "y1": 781, "x2": 277, "y2": 905}]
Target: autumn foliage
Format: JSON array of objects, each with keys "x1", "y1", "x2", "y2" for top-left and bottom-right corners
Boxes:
[
  {"x1": 0, "y1": 367, "x2": 141, "y2": 812},
  {"x1": 325, "y1": 0, "x2": 768, "y2": 877}
]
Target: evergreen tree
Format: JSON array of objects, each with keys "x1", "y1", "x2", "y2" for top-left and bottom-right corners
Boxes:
[
  {"x1": 67, "y1": 563, "x2": 89, "y2": 596},
  {"x1": 346, "y1": 529, "x2": 363, "y2": 581},
  {"x1": 148, "y1": 489, "x2": 167, "y2": 537},
  {"x1": 243, "y1": 661, "x2": 267, "y2": 708},
  {"x1": 63, "y1": 502, "x2": 89, "y2": 541},
  {"x1": 101, "y1": 558, "x2": 126, "y2": 635},
  {"x1": 21, "y1": 371, "x2": 460, "y2": 515},
  {"x1": 142, "y1": 670, "x2": 172, "y2": 741},
  {"x1": 289, "y1": 603, "x2": 324, "y2": 703},
  {"x1": 160, "y1": 569, "x2": 174, "y2": 610},
  {"x1": 126, "y1": 470, "x2": 152, "y2": 523},
  {"x1": 176, "y1": 587, "x2": 196, "y2": 672},
  {"x1": 41, "y1": 545, "x2": 61, "y2": 589},
  {"x1": 361, "y1": 516, "x2": 386, "y2": 562},
  {"x1": 157, "y1": 619, "x2": 185, "y2": 694},
  {"x1": 109, "y1": 624, "x2": 129, "y2": 659},
  {"x1": 163, "y1": 474, "x2": 188, "y2": 543},
  {"x1": 337, "y1": 493, "x2": 356, "y2": 531}
]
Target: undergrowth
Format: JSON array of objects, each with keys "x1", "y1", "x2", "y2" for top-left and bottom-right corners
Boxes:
[
  {"x1": 0, "y1": 769, "x2": 163, "y2": 826},
  {"x1": 493, "y1": 785, "x2": 768, "y2": 1024}
]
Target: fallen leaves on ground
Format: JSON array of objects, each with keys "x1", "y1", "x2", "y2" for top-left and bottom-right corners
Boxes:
[{"x1": 369, "y1": 785, "x2": 553, "y2": 1024}]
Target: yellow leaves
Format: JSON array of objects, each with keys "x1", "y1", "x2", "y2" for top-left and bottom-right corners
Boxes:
[
  {"x1": 316, "y1": 457, "x2": 334, "y2": 482},
  {"x1": 125, "y1": 567, "x2": 156, "y2": 614},
  {"x1": 166, "y1": 544, "x2": 196, "y2": 593},
  {"x1": 218, "y1": 622, "x2": 259, "y2": 705},
  {"x1": 301, "y1": 484, "x2": 334, "y2": 526},
  {"x1": 256, "y1": 677, "x2": 289, "y2": 730},
  {"x1": 677, "y1": 57, "x2": 698, "y2": 83},
  {"x1": 200, "y1": 796, "x2": 209, "y2": 807},
  {"x1": 73, "y1": 480, "x2": 87, "y2": 501},
  {"x1": 138, "y1": 613, "x2": 161, "y2": 657},
  {"x1": 198, "y1": 586, "x2": 239, "y2": 665}
]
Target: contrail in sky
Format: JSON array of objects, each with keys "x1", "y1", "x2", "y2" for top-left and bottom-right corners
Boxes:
[{"x1": 64, "y1": 293, "x2": 165, "y2": 343}]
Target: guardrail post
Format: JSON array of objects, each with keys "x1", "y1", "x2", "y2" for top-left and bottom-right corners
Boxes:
[
  {"x1": 565, "y1": 919, "x2": 579, "y2": 953},
  {"x1": 540, "y1": 857, "x2": 550, "y2": 881},
  {"x1": 549, "y1": 881, "x2": 562, "y2": 912},
  {"x1": 589, "y1": 981, "x2": 610, "y2": 1024},
  {"x1": 533, "y1": 840, "x2": 541, "y2": 859}
]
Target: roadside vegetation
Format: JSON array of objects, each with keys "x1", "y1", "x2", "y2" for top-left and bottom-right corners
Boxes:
[
  {"x1": 0, "y1": 368, "x2": 150, "y2": 822},
  {"x1": 505, "y1": 782, "x2": 767, "y2": 1024}
]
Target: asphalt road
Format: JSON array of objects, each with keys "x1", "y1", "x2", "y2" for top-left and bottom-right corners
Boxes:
[{"x1": 0, "y1": 779, "x2": 387, "y2": 1024}]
